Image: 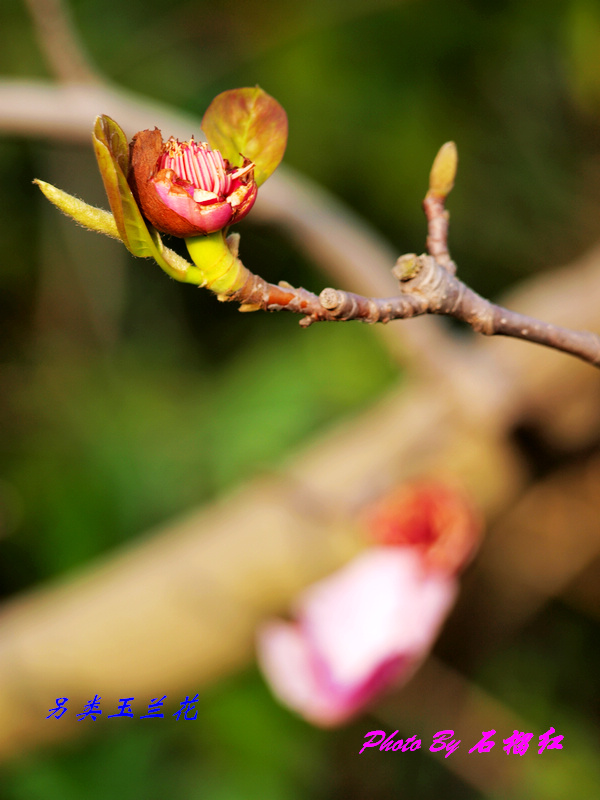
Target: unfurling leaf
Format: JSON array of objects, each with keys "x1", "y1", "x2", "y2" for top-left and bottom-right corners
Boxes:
[{"x1": 202, "y1": 87, "x2": 288, "y2": 187}]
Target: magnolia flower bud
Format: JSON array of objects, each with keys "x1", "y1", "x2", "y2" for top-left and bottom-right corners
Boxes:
[
  {"x1": 257, "y1": 548, "x2": 457, "y2": 727},
  {"x1": 128, "y1": 130, "x2": 258, "y2": 237},
  {"x1": 257, "y1": 482, "x2": 481, "y2": 727}
]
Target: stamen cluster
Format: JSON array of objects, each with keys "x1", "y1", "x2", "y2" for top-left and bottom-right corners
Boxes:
[{"x1": 159, "y1": 139, "x2": 231, "y2": 200}]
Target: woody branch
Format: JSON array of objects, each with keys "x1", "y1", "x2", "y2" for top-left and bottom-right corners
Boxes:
[
  {"x1": 217, "y1": 143, "x2": 600, "y2": 368},
  {"x1": 224, "y1": 249, "x2": 600, "y2": 366}
]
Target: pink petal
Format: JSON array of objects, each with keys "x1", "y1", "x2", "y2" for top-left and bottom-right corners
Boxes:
[
  {"x1": 154, "y1": 180, "x2": 233, "y2": 234},
  {"x1": 299, "y1": 548, "x2": 456, "y2": 691},
  {"x1": 257, "y1": 547, "x2": 457, "y2": 727},
  {"x1": 257, "y1": 620, "x2": 366, "y2": 727}
]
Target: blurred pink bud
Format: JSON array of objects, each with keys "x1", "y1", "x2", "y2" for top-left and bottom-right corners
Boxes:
[
  {"x1": 257, "y1": 547, "x2": 457, "y2": 727},
  {"x1": 128, "y1": 130, "x2": 257, "y2": 237}
]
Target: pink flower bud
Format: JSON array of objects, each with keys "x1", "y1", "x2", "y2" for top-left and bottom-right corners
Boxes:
[
  {"x1": 128, "y1": 129, "x2": 258, "y2": 237},
  {"x1": 257, "y1": 547, "x2": 457, "y2": 727}
]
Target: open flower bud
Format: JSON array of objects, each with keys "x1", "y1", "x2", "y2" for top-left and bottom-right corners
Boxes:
[{"x1": 128, "y1": 129, "x2": 258, "y2": 237}]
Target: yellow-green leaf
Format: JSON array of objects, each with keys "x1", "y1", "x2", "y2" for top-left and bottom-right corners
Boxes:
[
  {"x1": 34, "y1": 179, "x2": 120, "y2": 239},
  {"x1": 35, "y1": 176, "x2": 202, "y2": 283},
  {"x1": 93, "y1": 115, "x2": 157, "y2": 257}
]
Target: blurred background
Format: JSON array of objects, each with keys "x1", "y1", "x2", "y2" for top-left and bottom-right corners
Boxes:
[{"x1": 1, "y1": 0, "x2": 600, "y2": 796}]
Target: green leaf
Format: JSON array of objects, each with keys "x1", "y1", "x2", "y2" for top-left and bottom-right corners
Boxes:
[
  {"x1": 202, "y1": 87, "x2": 288, "y2": 187},
  {"x1": 91, "y1": 115, "x2": 203, "y2": 283}
]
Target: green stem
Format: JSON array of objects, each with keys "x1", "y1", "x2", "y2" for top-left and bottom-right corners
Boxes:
[{"x1": 185, "y1": 231, "x2": 248, "y2": 294}]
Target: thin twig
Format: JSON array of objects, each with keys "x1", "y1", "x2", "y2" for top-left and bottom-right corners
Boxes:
[
  {"x1": 423, "y1": 192, "x2": 456, "y2": 274},
  {"x1": 422, "y1": 140, "x2": 457, "y2": 274},
  {"x1": 213, "y1": 139, "x2": 600, "y2": 368},
  {"x1": 440, "y1": 276, "x2": 600, "y2": 365},
  {"x1": 219, "y1": 251, "x2": 600, "y2": 367}
]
